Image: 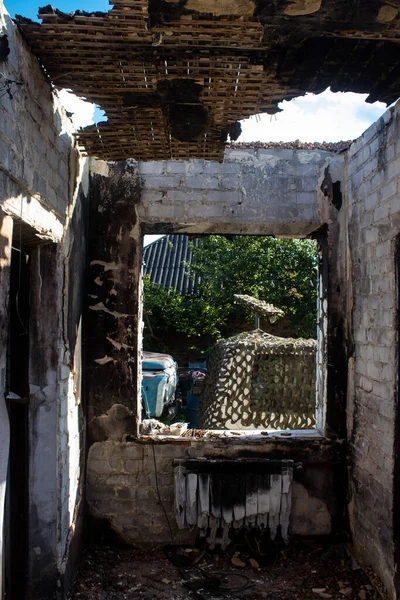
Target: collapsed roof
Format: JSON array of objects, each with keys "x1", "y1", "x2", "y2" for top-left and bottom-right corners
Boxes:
[{"x1": 16, "y1": 0, "x2": 400, "y2": 161}]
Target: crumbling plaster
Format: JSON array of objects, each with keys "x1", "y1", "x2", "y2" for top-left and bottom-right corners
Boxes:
[{"x1": 0, "y1": 4, "x2": 90, "y2": 598}]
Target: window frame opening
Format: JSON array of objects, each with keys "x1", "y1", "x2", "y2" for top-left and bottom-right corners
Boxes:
[{"x1": 137, "y1": 230, "x2": 328, "y2": 442}]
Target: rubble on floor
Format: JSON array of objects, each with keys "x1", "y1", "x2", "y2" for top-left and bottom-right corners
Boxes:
[{"x1": 69, "y1": 541, "x2": 386, "y2": 600}]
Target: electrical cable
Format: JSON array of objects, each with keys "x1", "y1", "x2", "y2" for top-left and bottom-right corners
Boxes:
[
  {"x1": 151, "y1": 441, "x2": 174, "y2": 545},
  {"x1": 181, "y1": 568, "x2": 254, "y2": 597}
]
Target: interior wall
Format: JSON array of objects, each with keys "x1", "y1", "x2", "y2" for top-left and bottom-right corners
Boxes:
[
  {"x1": 85, "y1": 151, "x2": 350, "y2": 549},
  {"x1": 0, "y1": 209, "x2": 13, "y2": 599},
  {"x1": 0, "y1": 4, "x2": 90, "y2": 597},
  {"x1": 0, "y1": 6, "x2": 73, "y2": 237},
  {"x1": 87, "y1": 159, "x2": 142, "y2": 440},
  {"x1": 345, "y1": 103, "x2": 400, "y2": 597},
  {"x1": 138, "y1": 148, "x2": 339, "y2": 236},
  {"x1": 87, "y1": 438, "x2": 343, "y2": 546}
]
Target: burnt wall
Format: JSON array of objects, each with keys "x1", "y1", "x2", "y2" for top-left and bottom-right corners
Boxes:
[
  {"x1": 28, "y1": 244, "x2": 62, "y2": 598},
  {"x1": 0, "y1": 209, "x2": 13, "y2": 598},
  {"x1": 87, "y1": 437, "x2": 344, "y2": 546},
  {"x1": 0, "y1": 5, "x2": 76, "y2": 235},
  {"x1": 87, "y1": 160, "x2": 142, "y2": 441},
  {"x1": 85, "y1": 152, "x2": 349, "y2": 552},
  {"x1": 28, "y1": 171, "x2": 90, "y2": 599},
  {"x1": 58, "y1": 181, "x2": 90, "y2": 597},
  {"x1": 0, "y1": 3, "x2": 91, "y2": 596},
  {"x1": 345, "y1": 105, "x2": 400, "y2": 597},
  {"x1": 139, "y1": 148, "x2": 338, "y2": 236}
]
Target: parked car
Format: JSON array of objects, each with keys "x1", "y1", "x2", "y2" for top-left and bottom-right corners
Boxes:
[{"x1": 141, "y1": 351, "x2": 180, "y2": 420}]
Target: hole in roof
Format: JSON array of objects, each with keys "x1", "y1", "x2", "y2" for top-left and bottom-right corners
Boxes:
[{"x1": 239, "y1": 88, "x2": 391, "y2": 145}]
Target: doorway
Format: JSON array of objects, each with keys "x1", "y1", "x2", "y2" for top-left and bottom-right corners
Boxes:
[{"x1": 4, "y1": 230, "x2": 30, "y2": 599}]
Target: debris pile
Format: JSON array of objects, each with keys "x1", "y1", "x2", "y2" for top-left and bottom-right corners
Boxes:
[
  {"x1": 228, "y1": 140, "x2": 352, "y2": 152},
  {"x1": 69, "y1": 542, "x2": 386, "y2": 600}
]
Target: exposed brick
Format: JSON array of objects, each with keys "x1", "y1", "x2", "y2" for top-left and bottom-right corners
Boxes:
[
  {"x1": 165, "y1": 161, "x2": 186, "y2": 174},
  {"x1": 138, "y1": 150, "x2": 333, "y2": 236},
  {"x1": 124, "y1": 459, "x2": 142, "y2": 474},
  {"x1": 142, "y1": 175, "x2": 182, "y2": 189},
  {"x1": 221, "y1": 162, "x2": 240, "y2": 174},
  {"x1": 381, "y1": 180, "x2": 397, "y2": 201},
  {"x1": 139, "y1": 161, "x2": 165, "y2": 175},
  {"x1": 186, "y1": 175, "x2": 219, "y2": 189},
  {"x1": 347, "y1": 106, "x2": 399, "y2": 598}
]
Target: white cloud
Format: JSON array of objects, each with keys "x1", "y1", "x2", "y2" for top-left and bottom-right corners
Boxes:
[
  {"x1": 57, "y1": 89, "x2": 96, "y2": 129},
  {"x1": 239, "y1": 87, "x2": 391, "y2": 143},
  {"x1": 56, "y1": 86, "x2": 393, "y2": 143}
]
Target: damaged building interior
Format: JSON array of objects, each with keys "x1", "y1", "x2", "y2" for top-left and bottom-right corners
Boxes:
[{"x1": 1, "y1": 0, "x2": 400, "y2": 598}]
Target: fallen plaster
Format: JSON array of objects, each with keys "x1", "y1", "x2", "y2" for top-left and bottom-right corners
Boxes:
[
  {"x1": 89, "y1": 302, "x2": 131, "y2": 319},
  {"x1": 89, "y1": 403, "x2": 136, "y2": 442}
]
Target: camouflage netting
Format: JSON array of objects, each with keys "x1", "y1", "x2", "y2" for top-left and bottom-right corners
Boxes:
[
  {"x1": 233, "y1": 295, "x2": 284, "y2": 321},
  {"x1": 198, "y1": 330, "x2": 317, "y2": 430}
]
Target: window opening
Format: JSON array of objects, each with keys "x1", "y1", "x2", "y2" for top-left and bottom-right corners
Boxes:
[{"x1": 140, "y1": 233, "x2": 325, "y2": 437}]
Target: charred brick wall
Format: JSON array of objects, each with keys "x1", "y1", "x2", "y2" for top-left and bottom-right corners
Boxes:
[
  {"x1": 87, "y1": 438, "x2": 342, "y2": 546},
  {"x1": 87, "y1": 160, "x2": 142, "y2": 440},
  {"x1": 84, "y1": 151, "x2": 348, "y2": 550},
  {"x1": 345, "y1": 104, "x2": 400, "y2": 597}
]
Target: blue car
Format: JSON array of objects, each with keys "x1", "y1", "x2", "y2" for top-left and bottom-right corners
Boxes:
[{"x1": 141, "y1": 351, "x2": 180, "y2": 420}]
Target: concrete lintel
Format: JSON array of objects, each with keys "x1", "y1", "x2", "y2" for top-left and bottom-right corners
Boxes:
[{"x1": 1, "y1": 192, "x2": 64, "y2": 243}]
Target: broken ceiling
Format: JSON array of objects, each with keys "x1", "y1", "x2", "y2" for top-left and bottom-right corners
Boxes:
[{"x1": 16, "y1": 0, "x2": 400, "y2": 161}]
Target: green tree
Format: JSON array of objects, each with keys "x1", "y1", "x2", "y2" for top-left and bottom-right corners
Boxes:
[
  {"x1": 143, "y1": 235, "x2": 318, "y2": 348},
  {"x1": 186, "y1": 236, "x2": 318, "y2": 338}
]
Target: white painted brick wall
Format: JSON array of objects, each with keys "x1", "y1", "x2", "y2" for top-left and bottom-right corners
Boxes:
[
  {"x1": 138, "y1": 149, "x2": 340, "y2": 237},
  {"x1": 346, "y1": 102, "x2": 400, "y2": 597},
  {"x1": 0, "y1": 6, "x2": 75, "y2": 220},
  {"x1": 1, "y1": 5, "x2": 89, "y2": 586}
]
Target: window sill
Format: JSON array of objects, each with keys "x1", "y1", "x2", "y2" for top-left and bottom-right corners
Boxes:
[{"x1": 137, "y1": 428, "x2": 326, "y2": 443}]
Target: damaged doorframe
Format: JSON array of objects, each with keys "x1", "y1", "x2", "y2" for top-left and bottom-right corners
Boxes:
[
  {"x1": 138, "y1": 227, "x2": 329, "y2": 441},
  {"x1": 394, "y1": 234, "x2": 400, "y2": 596}
]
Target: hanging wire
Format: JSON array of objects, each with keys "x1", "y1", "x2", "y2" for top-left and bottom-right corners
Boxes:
[{"x1": 151, "y1": 442, "x2": 174, "y2": 545}]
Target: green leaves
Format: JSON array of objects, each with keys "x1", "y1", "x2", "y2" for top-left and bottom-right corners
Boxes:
[
  {"x1": 143, "y1": 235, "x2": 318, "y2": 349},
  {"x1": 186, "y1": 236, "x2": 318, "y2": 338},
  {"x1": 143, "y1": 275, "x2": 223, "y2": 346}
]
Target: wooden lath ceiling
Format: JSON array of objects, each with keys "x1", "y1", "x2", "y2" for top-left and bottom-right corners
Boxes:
[{"x1": 16, "y1": 0, "x2": 400, "y2": 161}]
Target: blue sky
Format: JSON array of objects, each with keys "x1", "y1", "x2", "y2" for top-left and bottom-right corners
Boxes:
[{"x1": 5, "y1": 0, "x2": 109, "y2": 20}]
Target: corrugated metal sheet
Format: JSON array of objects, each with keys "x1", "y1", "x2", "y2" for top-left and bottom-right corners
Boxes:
[{"x1": 143, "y1": 235, "x2": 200, "y2": 295}]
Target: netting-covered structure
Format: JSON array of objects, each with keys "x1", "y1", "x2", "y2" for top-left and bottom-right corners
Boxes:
[{"x1": 198, "y1": 330, "x2": 317, "y2": 430}]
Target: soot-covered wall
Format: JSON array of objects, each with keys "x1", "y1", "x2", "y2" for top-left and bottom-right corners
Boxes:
[
  {"x1": 345, "y1": 105, "x2": 400, "y2": 598},
  {"x1": 84, "y1": 150, "x2": 348, "y2": 552},
  {"x1": 87, "y1": 160, "x2": 142, "y2": 442}
]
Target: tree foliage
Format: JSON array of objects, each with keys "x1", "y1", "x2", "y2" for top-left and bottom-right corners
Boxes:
[{"x1": 143, "y1": 235, "x2": 318, "y2": 346}]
